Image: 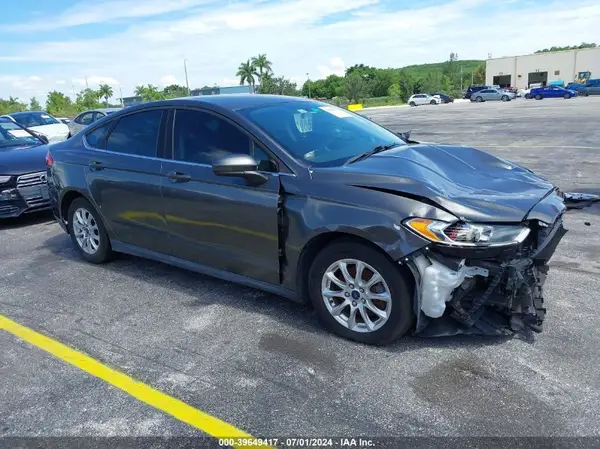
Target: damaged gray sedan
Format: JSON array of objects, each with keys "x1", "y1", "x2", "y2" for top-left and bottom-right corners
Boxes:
[{"x1": 47, "y1": 95, "x2": 568, "y2": 345}]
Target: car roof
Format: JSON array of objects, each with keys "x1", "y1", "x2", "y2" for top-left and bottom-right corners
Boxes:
[
  {"x1": 88, "y1": 107, "x2": 122, "y2": 113},
  {"x1": 124, "y1": 94, "x2": 317, "y2": 113},
  {"x1": 9, "y1": 110, "x2": 50, "y2": 117}
]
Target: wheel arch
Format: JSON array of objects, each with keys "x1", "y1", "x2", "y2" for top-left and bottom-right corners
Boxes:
[{"x1": 295, "y1": 231, "x2": 415, "y2": 305}]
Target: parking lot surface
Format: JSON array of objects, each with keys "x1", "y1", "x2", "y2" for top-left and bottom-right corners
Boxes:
[{"x1": 2, "y1": 97, "x2": 600, "y2": 441}]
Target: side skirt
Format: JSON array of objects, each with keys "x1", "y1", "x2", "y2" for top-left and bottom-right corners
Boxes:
[{"x1": 111, "y1": 240, "x2": 299, "y2": 302}]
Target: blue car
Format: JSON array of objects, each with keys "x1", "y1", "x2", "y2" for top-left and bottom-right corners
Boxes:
[{"x1": 530, "y1": 85, "x2": 578, "y2": 100}]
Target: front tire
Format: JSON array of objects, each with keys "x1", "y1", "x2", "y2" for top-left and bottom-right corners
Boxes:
[
  {"x1": 476, "y1": 96, "x2": 483, "y2": 102},
  {"x1": 430, "y1": 100, "x2": 437, "y2": 105},
  {"x1": 563, "y1": 93, "x2": 571, "y2": 99},
  {"x1": 535, "y1": 94, "x2": 543, "y2": 100},
  {"x1": 308, "y1": 240, "x2": 414, "y2": 345},
  {"x1": 67, "y1": 197, "x2": 113, "y2": 264},
  {"x1": 409, "y1": 101, "x2": 416, "y2": 107},
  {"x1": 501, "y1": 95, "x2": 509, "y2": 101}
]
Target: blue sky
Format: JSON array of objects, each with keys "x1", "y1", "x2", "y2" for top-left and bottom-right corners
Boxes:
[{"x1": 1, "y1": 0, "x2": 598, "y2": 102}]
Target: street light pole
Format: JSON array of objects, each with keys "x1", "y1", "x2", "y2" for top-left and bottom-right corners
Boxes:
[
  {"x1": 306, "y1": 72, "x2": 311, "y2": 98},
  {"x1": 184, "y1": 59, "x2": 190, "y2": 95}
]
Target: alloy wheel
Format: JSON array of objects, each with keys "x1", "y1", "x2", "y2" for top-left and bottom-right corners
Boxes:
[
  {"x1": 321, "y1": 258, "x2": 392, "y2": 333},
  {"x1": 72, "y1": 207, "x2": 101, "y2": 254}
]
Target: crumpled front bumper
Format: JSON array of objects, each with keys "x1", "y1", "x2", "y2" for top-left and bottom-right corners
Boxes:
[{"x1": 405, "y1": 194, "x2": 568, "y2": 337}]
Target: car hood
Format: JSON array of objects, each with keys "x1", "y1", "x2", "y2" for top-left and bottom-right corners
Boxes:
[
  {"x1": 0, "y1": 144, "x2": 49, "y2": 175},
  {"x1": 314, "y1": 143, "x2": 556, "y2": 223}
]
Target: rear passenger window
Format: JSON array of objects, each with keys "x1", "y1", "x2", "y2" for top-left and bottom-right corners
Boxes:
[
  {"x1": 106, "y1": 110, "x2": 163, "y2": 157},
  {"x1": 85, "y1": 122, "x2": 113, "y2": 149}
]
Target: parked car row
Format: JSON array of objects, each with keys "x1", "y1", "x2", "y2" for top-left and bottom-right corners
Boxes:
[{"x1": 0, "y1": 111, "x2": 70, "y2": 143}]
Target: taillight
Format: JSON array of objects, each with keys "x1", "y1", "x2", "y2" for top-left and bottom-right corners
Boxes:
[{"x1": 45, "y1": 151, "x2": 54, "y2": 168}]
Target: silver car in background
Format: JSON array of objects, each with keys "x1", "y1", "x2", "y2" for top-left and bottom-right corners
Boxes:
[
  {"x1": 470, "y1": 88, "x2": 515, "y2": 102},
  {"x1": 67, "y1": 108, "x2": 121, "y2": 137}
]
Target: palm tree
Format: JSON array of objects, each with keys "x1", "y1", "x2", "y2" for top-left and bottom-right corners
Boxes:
[
  {"x1": 134, "y1": 84, "x2": 164, "y2": 102},
  {"x1": 98, "y1": 84, "x2": 114, "y2": 106},
  {"x1": 236, "y1": 60, "x2": 258, "y2": 87},
  {"x1": 251, "y1": 54, "x2": 273, "y2": 81}
]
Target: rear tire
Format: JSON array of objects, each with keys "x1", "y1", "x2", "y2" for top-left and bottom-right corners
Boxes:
[
  {"x1": 409, "y1": 101, "x2": 416, "y2": 107},
  {"x1": 308, "y1": 240, "x2": 414, "y2": 345},
  {"x1": 583, "y1": 91, "x2": 589, "y2": 97},
  {"x1": 476, "y1": 96, "x2": 483, "y2": 102},
  {"x1": 430, "y1": 100, "x2": 437, "y2": 105},
  {"x1": 67, "y1": 197, "x2": 113, "y2": 264}
]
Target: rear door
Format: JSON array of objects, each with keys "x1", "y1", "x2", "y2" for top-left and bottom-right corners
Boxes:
[
  {"x1": 161, "y1": 107, "x2": 282, "y2": 285},
  {"x1": 83, "y1": 108, "x2": 171, "y2": 254}
]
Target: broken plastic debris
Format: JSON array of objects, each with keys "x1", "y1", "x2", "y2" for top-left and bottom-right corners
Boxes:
[{"x1": 563, "y1": 192, "x2": 600, "y2": 210}]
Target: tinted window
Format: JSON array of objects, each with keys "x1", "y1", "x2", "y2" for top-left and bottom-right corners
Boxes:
[
  {"x1": 173, "y1": 109, "x2": 250, "y2": 165},
  {"x1": 239, "y1": 100, "x2": 406, "y2": 167},
  {"x1": 254, "y1": 143, "x2": 277, "y2": 172},
  {"x1": 85, "y1": 122, "x2": 114, "y2": 149},
  {"x1": 76, "y1": 112, "x2": 94, "y2": 125},
  {"x1": 10, "y1": 112, "x2": 60, "y2": 127},
  {"x1": 106, "y1": 110, "x2": 163, "y2": 157}
]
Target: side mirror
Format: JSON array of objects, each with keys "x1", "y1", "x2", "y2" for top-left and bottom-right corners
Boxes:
[{"x1": 212, "y1": 154, "x2": 268, "y2": 186}]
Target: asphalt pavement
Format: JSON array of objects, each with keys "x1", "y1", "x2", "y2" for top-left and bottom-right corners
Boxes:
[{"x1": 2, "y1": 97, "x2": 600, "y2": 443}]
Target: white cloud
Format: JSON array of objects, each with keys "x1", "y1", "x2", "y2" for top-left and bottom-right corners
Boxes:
[
  {"x1": 317, "y1": 57, "x2": 347, "y2": 78},
  {"x1": 1, "y1": 0, "x2": 599, "y2": 102},
  {"x1": 5, "y1": 0, "x2": 218, "y2": 32},
  {"x1": 158, "y1": 75, "x2": 179, "y2": 86}
]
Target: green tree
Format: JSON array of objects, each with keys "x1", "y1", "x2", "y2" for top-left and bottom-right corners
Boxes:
[
  {"x1": 75, "y1": 88, "x2": 102, "y2": 111},
  {"x1": 46, "y1": 91, "x2": 74, "y2": 116},
  {"x1": 344, "y1": 73, "x2": 367, "y2": 103},
  {"x1": 162, "y1": 84, "x2": 189, "y2": 98},
  {"x1": 134, "y1": 84, "x2": 164, "y2": 102},
  {"x1": 251, "y1": 54, "x2": 273, "y2": 82},
  {"x1": 98, "y1": 84, "x2": 114, "y2": 106},
  {"x1": 535, "y1": 42, "x2": 597, "y2": 53},
  {"x1": 236, "y1": 60, "x2": 258, "y2": 87},
  {"x1": 29, "y1": 97, "x2": 42, "y2": 111},
  {"x1": 259, "y1": 75, "x2": 299, "y2": 96},
  {"x1": 0, "y1": 97, "x2": 27, "y2": 115},
  {"x1": 473, "y1": 62, "x2": 486, "y2": 85},
  {"x1": 387, "y1": 83, "x2": 401, "y2": 98}
]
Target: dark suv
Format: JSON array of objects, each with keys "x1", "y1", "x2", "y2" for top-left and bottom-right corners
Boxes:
[
  {"x1": 464, "y1": 85, "x2": 489, "y2": 100},
  {"x1": 47, "y1": 95, "x2": 567, "y2": 345}
]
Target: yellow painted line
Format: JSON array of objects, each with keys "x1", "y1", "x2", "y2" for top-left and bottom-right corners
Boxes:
[{"x1": 0, "y1": 314, "x2": 272, "y2": 449}]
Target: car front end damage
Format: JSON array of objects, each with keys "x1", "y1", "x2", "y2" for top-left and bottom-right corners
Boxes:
[{"x1": 402, "y1": 190, "x2": 568, "y2": 337}]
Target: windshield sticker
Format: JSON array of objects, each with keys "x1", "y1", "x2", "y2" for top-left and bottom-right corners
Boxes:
[
  {"x1": 319, "y1": 106, "x2": 352, "y2": 118},
  {"x1": 40, "y1": 114, "x2": 51, "y2": 119},
  {"x1": 294, "y1": 111, "x2": 313, "y2": 133}
]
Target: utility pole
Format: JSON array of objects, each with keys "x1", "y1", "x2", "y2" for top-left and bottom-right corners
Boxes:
[
  {"x1": 184, "y1": 59, "x2": 190, "y2": 95},
  {"x1": 119, "y1": 85, "x2": 124, "y2": 107},
  {"x1": 471, "y1": 70, "x2": 474, "y2": 85},
  {"x1": 460, "y1": 66, "x2": 463, "y2": 90},
  {"x1": 85, "y1": 76, "x2": 89, "y2": 89},
  {"x1": 306, "y1": 72, "x2": 311, "y2": 98}
]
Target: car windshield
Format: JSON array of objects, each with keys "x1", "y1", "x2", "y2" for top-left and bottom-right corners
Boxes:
[
  {"x1": 10, "y1": 111, "x2": 60, "y2": 127},
  {"x1": 239, "y1": 100, "x2": 406, "y2": 167},
  {"x1": 0, "y1": 121, "x2": 42, "y2": 148}
]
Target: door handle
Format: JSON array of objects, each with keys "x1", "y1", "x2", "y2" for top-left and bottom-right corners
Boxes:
[
  {"x1": 167, "y1": 171, "x2": 191, "y2": 183},
  {"x1": 89, "y1": 161, "x2": 104, "y2": 171}
]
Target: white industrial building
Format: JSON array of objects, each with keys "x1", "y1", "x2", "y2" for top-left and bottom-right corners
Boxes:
[{"x1": 485, "y1": 47, "x2": 600, "y2": 89}]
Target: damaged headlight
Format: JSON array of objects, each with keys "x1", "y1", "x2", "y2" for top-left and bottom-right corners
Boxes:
[{"x1": 403, "y1": 218, "x2": 530, "y2": 247}]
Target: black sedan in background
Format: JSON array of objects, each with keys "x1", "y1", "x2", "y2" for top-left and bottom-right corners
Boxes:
[
  {"x1": 47, "y1": 95, "x2": 566, "y2": 345},
  {"x1": 0, "y1": 117, "x2": 51, "y2": 218},
  {"x1": 431, "y1": 92, "x2": 454, "y2": 103}
]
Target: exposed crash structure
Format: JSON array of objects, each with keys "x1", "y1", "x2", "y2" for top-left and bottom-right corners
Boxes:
[{"x1": 405, "y1": 190, "x2": 568, "y2": 337}]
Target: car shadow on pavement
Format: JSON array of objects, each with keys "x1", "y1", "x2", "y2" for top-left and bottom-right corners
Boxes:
[
  {"x1": 0, "y1": 211, "x2": 55, "y2": 230},
  {"x1": 40, "y1": 232, "x2": 517, "y2": 351}
]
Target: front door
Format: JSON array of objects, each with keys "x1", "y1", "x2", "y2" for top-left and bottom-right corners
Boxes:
[
  {"x1": 161, "y1": 108, "x2": 281, "y2": 285},
  {"x1": 84, "y1": 108, "x2": 170, "y2": 254}
]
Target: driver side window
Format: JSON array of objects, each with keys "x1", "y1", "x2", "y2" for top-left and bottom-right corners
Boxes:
[{"x1": 173, "y1": 109, "x2": 251, "y2": 165}]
